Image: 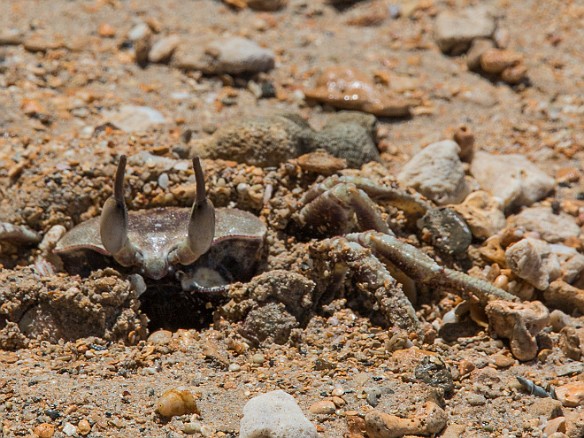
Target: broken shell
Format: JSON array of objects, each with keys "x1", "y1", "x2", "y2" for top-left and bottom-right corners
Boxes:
[{"x1": 155, "y1": 388, "x2": 199, "y2": 417}]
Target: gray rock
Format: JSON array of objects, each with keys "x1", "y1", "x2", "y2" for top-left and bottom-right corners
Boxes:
[
  {"x1": 505, "y1": 238, "x2": 561, "y2": 290},
  {"x1": 177, "y1": 36, "x2": 275, "y2": 75},
  {"x1": 148, "y1": 35, "x2": 181, "y2": 63},
  {"x1": 191, "y1": 113, "x2": 379, "y2": 168},
  {"x1": 104, "y1": 105, "x2": 167, "y2": 132},
  {"x1": 398, "y1": 140, "x2": 470, "y2": 205},
  {"x1": 302, "y1": 121, "x2": 380, "y2": 168},
  {"x1": 470, "y1": 152, "x2": 555, "y2": 212},
  {"x1": 434, "y1": 6, "x2": 496, "y2": 54},
  {"x1": 509, "y1": 207, "x2": 580, "y2": 243},
  {"x1": 417, "y1": 207, "x2": 472, "y2": 257},
  {"x1": 240, "y1": 390, "x2": 317, "y2": 438}
]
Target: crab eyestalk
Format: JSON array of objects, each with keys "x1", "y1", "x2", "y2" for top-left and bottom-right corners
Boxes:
[
  {"x1": 170, "y1": 157, "x2": 216, "y2": 266},
  {"x1": 100, "y1": 155, "x2": 141, "y2": 266}
]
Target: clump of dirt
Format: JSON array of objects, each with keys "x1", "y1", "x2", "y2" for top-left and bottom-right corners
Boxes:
[{"x1": 0, "y1": 268, "x2": 146, "y2": 349}]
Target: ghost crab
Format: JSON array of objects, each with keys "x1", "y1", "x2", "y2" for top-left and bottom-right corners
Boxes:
[
  {"x1": 53, "y1": 154, "x2": 515, "y2": 334},
  {"x1": 55, "y1": 156, "x2": 267, "y2": 310}
]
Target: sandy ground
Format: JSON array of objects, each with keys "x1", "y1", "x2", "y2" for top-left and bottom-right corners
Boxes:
[{"x1": 1, "y1": 0, "x2": 584, "y2": 437}]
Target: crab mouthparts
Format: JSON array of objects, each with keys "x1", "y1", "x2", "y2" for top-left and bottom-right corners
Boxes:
[{"x1": 142, "y1": 256, "x2": 172, "y2": 280}]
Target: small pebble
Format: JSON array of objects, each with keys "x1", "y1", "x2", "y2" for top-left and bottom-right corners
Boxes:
[
  {"x1": 97, "y1": 23, "x2": 116, "y2": 38},
  {"x1": 158, "y1": 173, "x2": 170, "y2": 190},
  {"x1": 156, "y1": 388, "x2": 199, "y2": 418},
  {"x1": 466, "y1": 393, "x2": 487, "y2": 406},
  {"x1": 62, "y1": 423, "x2": 77, "y2": 437},
  {"x1": 492, "y1": 353, "x2": 515, "y2": 369},
  {"x1": 331, "y1": 396, "x2": 346, "y2": 408},
  {"x1": 77, "y1": 419, "x2": 91, "y2": 436},
  {"x1": 228, "y1": 363, "x2": 241, "y2": 372},
  {"x1": 309, "y1": 400, "x2": 336, "y2": 415},
  {"x1": 148, "y1": 329, "x2": 173, "y2": 345},
  {"x1": 543, "y1": 417, "x2": 567, "y2": 436},
  {"x1": 149, "y1": 35, "x2": 181, "y2": 63},
  {"x1": 251, "y1": 353, "x2": 266, "y2": 365},
  {"x1": 178, "y1": 36, "x2": 275, "y2": 75},
  {"x1": 304, "y1": 66, "x2": 414, "y2": 117},
  {"x1": 331, "y1": 386, "x2": 345, "y2": 397},
  {"x1": 183, "y1": 421, "x2": 202, "y2": 435},
  {"x1": 33, "y1": 423, "x2": 55, "y2": 438}
]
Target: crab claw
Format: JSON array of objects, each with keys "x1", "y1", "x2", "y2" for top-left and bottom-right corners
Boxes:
[
  {"x1": 100, "y1": 155, "x2": 141, "y2": 266},
  {"x1": 169, "y1": 157, "x2": 216, "y2": 266}
]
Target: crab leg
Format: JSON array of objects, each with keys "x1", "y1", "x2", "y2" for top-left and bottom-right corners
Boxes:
[
  {"x1": 347, "y1": 231, "x2": 518, "y2": 304},
  {"x1": 300, "y1": 175, "x2": 430, "y2": 220},
  {"x1": 168, "y1": 157, "x2": 216, "y2": 266},
  {"x1": 100, "y1": 155, "x2": 142, "y2": 266},
  {"x1": 0, "y1": 222, "x2": 41, "y2": 244},
  {"x1": 295, "y1": 182, "x2": 391, "y2": 235},
  {"x1": 312, "y1": 236, "x2": 422, "y2": 333}
]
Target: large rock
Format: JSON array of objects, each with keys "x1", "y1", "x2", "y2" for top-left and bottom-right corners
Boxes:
[
  {"x1": 470, "y1": 151, "x2": 554, "y2": 212},
  {"x1": 239, "y1": 390, "x2": 317, "y2": 438},
  {"x1": 433, "y1": 6, "x2": 496, "y2": 54},
  {"x1": 398, "y1": 140, "x2": 470, "y2": 205},
  {"x1": 191, "y1": 113, "x2": 380, "y2": 168}
]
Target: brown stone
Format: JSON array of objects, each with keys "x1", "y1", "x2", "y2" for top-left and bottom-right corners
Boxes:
[{"x1": 556, "y1": 382, "x2": 584, "y2": 408}]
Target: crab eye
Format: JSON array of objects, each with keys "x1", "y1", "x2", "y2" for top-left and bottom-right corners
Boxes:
[
  {"x1": 169, "y1": 157, "x2": 216, "y2": 266},
  {"x1": 100, "y1": 155, "x2": 141, "y2": 267}
]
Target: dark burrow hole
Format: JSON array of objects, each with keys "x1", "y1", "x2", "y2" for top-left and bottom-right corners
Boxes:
[
  {"x1": 58, "y1": 251, "x2": 234, "y2": 332},
  {"x1": 139, "y1": 283, "x2": 228, "y2": 332}
]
